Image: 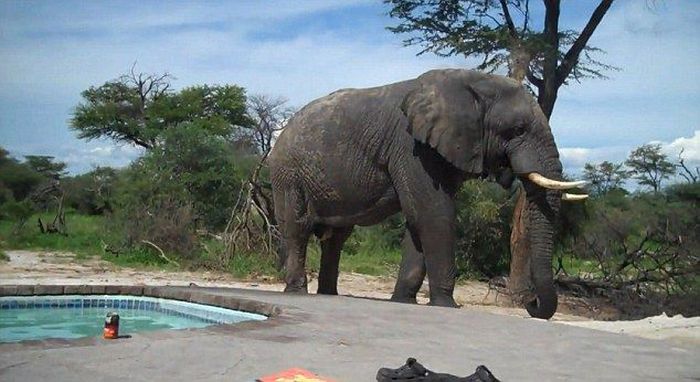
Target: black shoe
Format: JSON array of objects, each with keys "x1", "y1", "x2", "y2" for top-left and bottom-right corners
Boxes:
[
  {"x1": 463, "y1": 365, "x2": 500, "y2": 382},
  {"x1": 376, "y1": 358, "x2": 439, "y2": 381},
  {"x1": 376, "y1": 358, "x2": 500, "y2": 382}
]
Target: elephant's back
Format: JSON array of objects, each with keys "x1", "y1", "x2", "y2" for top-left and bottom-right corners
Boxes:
[
  {"x1": 268, "y1": 89, "x2": 364, "y2": 185},
  {"x1": 271, "y1": 79, "x2": 416, "y2": 161}
]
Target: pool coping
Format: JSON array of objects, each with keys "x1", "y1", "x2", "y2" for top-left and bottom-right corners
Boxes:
[
  {"x1": 0, "y1": 284, "x2": 289, "y2": 350},
  {"x1": 0, "y1": 284, "x2": 282, "y2": 316}
]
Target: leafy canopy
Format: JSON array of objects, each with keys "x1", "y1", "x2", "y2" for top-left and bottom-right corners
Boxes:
[
  {"x1": 116, "y1": 124, "x2": 250, "y2": 231},
  {"x1": 71, "y1": 68, "x2": 253, "y2": 149},
  {"x1": 0, "y1": 148, "x2": 44, "y2": 203},
  {"x1": 385, "y1": 0, "x2": 617, "y2": 117},
  {"x1": 583, "y1": 161, "x2": 628, "y2": 196},
  {"x1": 625, "y1": 144, "x2": 676, "y2": 193},
  {"x1": 24, "y1": 155, "x2": 67, "y2": 180}
]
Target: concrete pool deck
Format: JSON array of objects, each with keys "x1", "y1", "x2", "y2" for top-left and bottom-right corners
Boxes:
[{"x1": 1, "y1": 285, "x2": 698, "y2": 381}]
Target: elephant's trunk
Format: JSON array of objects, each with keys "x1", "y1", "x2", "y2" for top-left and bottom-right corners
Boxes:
[
  {"x1": 521, "y1": 142, "x2": 562, "y2": 319},
  {"x1": 507, "y1": 112, "x2": 563, "y2": 319},
  {"x1": 522, "y1": 185, "x2": 559, "y2": 319}
]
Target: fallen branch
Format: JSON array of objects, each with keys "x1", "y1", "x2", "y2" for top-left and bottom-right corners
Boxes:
[
  {"x1": 141, "y1": 240, "x2": 180, "y2": 267},
  {"x1": 35, "y1": 186, "x2": 67, "y2": 235},
  {"x1": 195, "y1": 229, "x2": 223, "y2": 241},
  {"x1": 555, "y1": 265, "x2": 698, "y2": 297}
]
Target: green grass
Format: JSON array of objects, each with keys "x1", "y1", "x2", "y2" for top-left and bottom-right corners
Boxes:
[
  {"x1": 227, "y1": 251, "x2": 281, "y2": 279},
  {"x1": 556, "y1": 253, "x2": 604, "y2": 276},
  {"x1": 338, "y1": 246, "x2": 402, "y2": 276},
  {"x1": 0, "y1": 213, "x2": 179, "y2": 269},
  {"x1": 105, "y1": 247, "x2": 175, "y2": 268},
  {"x1": 0, "y1": 212, "x2": 108, "y2": 258},
  {"x1": 0, "y1": 211, "x2": 403, "y2": 278},
  {"x1": 305, "y1": 230, "x2": 403, "y2": 277},
  {"x1": 0, "y1": 248, "x2": 8, "y2": 262}
]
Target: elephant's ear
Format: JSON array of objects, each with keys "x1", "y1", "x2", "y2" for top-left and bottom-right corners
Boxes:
[{"x1": 402, "y1": 71, "x2": 484, "y2": 174}]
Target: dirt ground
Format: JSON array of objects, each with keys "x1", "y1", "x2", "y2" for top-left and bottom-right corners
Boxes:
[{"x1": 1, "y1": 250, "x2": 698, "y2": 344}]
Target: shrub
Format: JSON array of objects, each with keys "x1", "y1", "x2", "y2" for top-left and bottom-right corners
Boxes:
[
  {"x1": 454, "y1": 179, "x2": 513, "y2": 278},
  {"x1": 63, "y1": 167, "x2": 118, "y2": 215},
  {"x1": 108, "y1": 124, "x2": 251, "y2": 257}
]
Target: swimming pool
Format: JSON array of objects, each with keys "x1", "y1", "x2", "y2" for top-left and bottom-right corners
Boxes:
[{"x1": 0, "y1": 295, "x2": 267, "y2": 343}]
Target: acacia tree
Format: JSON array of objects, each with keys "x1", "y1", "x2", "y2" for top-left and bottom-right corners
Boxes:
[
  {"x1": 385, "y1": 0, "x2": 617, "y2": 118},
  {"x1": 626, "y1": 144, "x2": 676, "y2": 193},
  {"x1": 0, "y1": 148, "x2": 42, "y2": 229},
  {"x1": 24, "y1": 156, "x2": 67, "y2": 180},
  {"x1": 71, "y1": 66, "x2": 253, "y2": 149},
  {"x1": 18, "y1": 155, "x2": 68, "y2": 233},
  {"x1": 583, "y1": 161, "x2": 628, "y2": 196},
  {"x1": 0, "y1": 149, "x2": 41, "y2": 203}
]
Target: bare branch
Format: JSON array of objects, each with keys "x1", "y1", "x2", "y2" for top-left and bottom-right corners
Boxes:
[
  {"x1": 556, "y1": 0, "x2": 615, "y2": 86},
  {"x1": 499, "y1": 0, "x2": 519, "y2": 38},
  {"x1": 676, "y1": 148, "x2": 699, "y2": 183},
  {"x1": 522, "y1": 0, "x2": 530, "y2": 33},
  {"x1": 141, "y1": 240, "x2": 180, "y2": 267}
]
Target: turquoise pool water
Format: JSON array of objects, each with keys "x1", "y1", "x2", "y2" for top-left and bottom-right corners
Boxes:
[{"x1": 0, "y1": 295, "x2": 266, "y2": 343}]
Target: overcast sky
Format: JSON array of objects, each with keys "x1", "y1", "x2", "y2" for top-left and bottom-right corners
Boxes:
[{"x1": 1, "y1": 0, "x2": 698, "y2": 177}]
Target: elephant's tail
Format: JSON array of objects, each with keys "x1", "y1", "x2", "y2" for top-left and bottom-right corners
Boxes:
[{"x1": 274, "y1": 232, "x2": 286, "y2": 271}]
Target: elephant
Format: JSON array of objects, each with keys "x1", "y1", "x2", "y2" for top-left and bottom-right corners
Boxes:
[{"x1": 268, "y1": 69, "x2": 587, "y2": 318}]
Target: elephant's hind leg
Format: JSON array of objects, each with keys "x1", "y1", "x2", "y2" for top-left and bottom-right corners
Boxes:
[
  {"x1": 391, "y1": 228, "x2": 426, "y2": 304},
  {"x1": 317, "y1": 226, "x2": 354, "y2": 295}
]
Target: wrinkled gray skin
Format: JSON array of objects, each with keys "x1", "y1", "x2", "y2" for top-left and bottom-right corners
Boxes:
[{"x1": 269, "y1": 69, "x2": 562, "y2": 318}]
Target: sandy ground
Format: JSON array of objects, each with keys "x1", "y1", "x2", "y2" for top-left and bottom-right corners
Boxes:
[{"x1": 1, "y1": 250, "x2": 698, "y2": 344}]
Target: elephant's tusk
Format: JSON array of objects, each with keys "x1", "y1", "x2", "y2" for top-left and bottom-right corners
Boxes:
[
  {"x1": 527, "y1": 173, "x2": 587, "y2": 190},
  {"x1": 562, "y1": 193, "x2": 589, "y2": 201}
]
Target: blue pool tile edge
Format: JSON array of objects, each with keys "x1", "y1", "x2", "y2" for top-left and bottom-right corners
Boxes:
[{"x1": 0, "y1": 295, "x2": 267, "y2": 325}]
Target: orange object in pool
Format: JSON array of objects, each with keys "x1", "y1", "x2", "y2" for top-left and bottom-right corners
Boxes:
[{"x1": 103, "y1": 312, "x2": 120, "y2": 339}]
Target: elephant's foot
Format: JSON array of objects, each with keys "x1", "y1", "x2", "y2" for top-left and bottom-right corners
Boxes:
[
  {"x1": 316, "y1": 287, "x2": 338, "y2": 295},
  {"x1": 390, "y1": 294, "x2": 418, "y2": 304},
  {"x1": 427, "y1": 295, "x2": 460, "y2": 308},
  {"x1": 283, "y1": 284, "x2": 308, "y2": 294}
]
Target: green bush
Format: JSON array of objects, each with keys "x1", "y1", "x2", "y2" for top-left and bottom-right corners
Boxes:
[
  {"x1": 561, "y1": 186, "x2": 699, "y2": 301},
  {"x1": 666, "y1": 182, "x2": 700, "y2": 204},
  {"x1": 454, "y1": 179, "x2": 513, "y2": 278},
  {"x1": 0, "y1": 148, "x2": 43, "y2": 202},
  {"x1": 0, "y1": 199, "x2": 33, "y2": 225},
  {"x1": 0, "y1": 213, "x2": 108, "y2": 256},
  {"x1": 63, "y1": 167, "x2": 118, "y2": 215},
  {"x1": 108, "y1": 124, "x2": 253, "y2": 257}
]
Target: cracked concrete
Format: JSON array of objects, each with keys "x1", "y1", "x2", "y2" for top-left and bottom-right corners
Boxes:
[{"x1": 1, "y1": 286, "x2": 698, "y2": 381}]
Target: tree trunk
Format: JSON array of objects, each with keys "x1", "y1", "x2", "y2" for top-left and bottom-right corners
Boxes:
[
  {"x1": 505, "y1": 38, "x2": 535, "y2": 306},
  {"x1": 508, "y1": 43, "x2": 531, "y2": 84},
  {"x1": 509, "y1": 189, "x2": 533, "y2": 304}
]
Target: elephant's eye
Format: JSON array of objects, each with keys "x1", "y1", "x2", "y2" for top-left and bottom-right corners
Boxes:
[{"x1": 513, "y1": 124, "x2": 527, "y2": 137}]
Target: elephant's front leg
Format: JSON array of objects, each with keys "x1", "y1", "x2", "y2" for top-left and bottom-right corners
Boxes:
[
  {"x1": 390, "y1": 157, "x2": 459, "y2": 307},
  {"x1": 418, "y1": 209, "x2": 459, "y2": 308},
  {"x1": 397, "y1": 189, "x2": 459, "y2": 307},
  {"x1": 391, "y1": 229, "x2": 426, "y2": 304}
]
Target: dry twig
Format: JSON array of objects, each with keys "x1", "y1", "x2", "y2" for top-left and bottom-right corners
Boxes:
[{"x1": 141, "y1": 240, "x2": 180, "y2": 267}]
